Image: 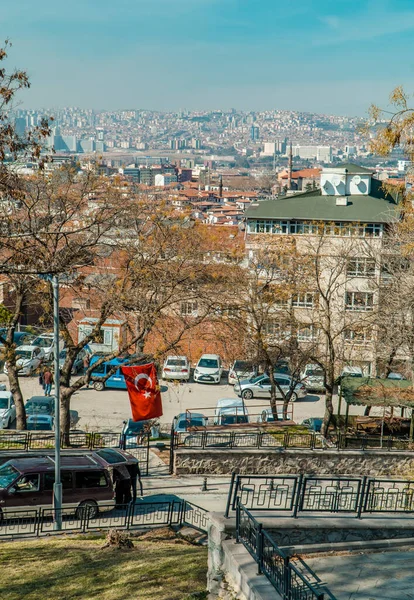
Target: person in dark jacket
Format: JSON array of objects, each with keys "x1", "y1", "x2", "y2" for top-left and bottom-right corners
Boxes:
[
  {"x1": 113, "y1": 464, "x2": 131, "y2": 508},
  {"x1": 127, "y1": 460, "x2": 142, "y2": 503}
]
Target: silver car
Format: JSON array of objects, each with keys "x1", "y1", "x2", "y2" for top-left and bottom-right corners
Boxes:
[{"x1": 234, "y1": 373, "x2": 307, "y2": 401}]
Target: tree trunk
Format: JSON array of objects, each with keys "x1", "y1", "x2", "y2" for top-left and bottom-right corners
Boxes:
[
  {"x1": 8, "y1": 365, "x2": 26, "y2": 430},
  {"x1": 282, "y1": 397, "x2": 289, "y2": 420},
  {"x1": 321, "y1": 388, "x2": 334, "y2": 437},
  {"x1": 268, "y1": 369, "x2": 279, "y2": 421},
  {"x1": 60, "y1": 388, "x2": 72, "y2": 443},
  {"x1": 364, "y1": 406, "x2": 372, "y2": 416}
]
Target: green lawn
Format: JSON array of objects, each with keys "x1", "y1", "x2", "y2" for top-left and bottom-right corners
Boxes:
[{"x1": 0, "y1": 531, "x2": 208, "y2": 600}]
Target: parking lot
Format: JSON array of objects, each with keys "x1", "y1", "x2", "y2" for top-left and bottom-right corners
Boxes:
[{"x1": 0, "y1": 371, "x2": 333, "y2": 431}]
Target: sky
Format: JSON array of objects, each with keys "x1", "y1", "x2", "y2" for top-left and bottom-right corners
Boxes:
[{"x1": 2, "y1": 0, "x2": 414, "y2": 115}]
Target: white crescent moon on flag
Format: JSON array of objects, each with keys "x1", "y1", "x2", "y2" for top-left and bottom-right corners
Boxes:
[{"x1": 134, "y1": 373, "x2": 153, "y2": 390}]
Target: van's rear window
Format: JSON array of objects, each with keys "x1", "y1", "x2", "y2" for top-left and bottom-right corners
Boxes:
[
  {"x1": 75, "y1": 471, "x2": 108, "y2": 488},
  {"x1": 0, "y1": 464, "x2": 18, "y2": 488}
]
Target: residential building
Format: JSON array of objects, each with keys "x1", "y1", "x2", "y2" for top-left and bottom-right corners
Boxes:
[{"x1": 245, "y1": 163, "x2": 399, "y2": 376}]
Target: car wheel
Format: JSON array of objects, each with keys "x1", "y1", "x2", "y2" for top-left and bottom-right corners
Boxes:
[
  {"x1": 291, "y1": 392, "x2": 298, "y2": 402},
  {"x1": 76, "y1": 500, "x2": 98, "y2": 520},
  {"x1": 93, "y1": 381, "x2": 105, "y2": 392},
  {"x1": 242, "y1": 389, "x2": 254, "y2": 400}
]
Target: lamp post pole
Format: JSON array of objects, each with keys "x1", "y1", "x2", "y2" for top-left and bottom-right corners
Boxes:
[{"x1": 52, "y1": 275, "x2": 62, "y2": 530}]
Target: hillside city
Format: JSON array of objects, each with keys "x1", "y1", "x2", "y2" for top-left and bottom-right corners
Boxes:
[{"x1": 2, "y1": 6, "x2": 414, "y2": 599}]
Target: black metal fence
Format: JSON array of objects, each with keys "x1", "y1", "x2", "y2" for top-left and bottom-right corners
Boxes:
[
  {"x1": 226, "y1": 473, "x2": 414, "y2": 518},
  {"x1": 0, "y1": 431, "x2": 150, "y2": 475},
  {"x1": 172, "y1": 429, "x2": 412, "y2": 451},
  {"x1": 0, "y1": 499, "x2": 209, "y2": 539},
  {"x1": 237, "y1": 503, "x2": 325, "y2": 600}
]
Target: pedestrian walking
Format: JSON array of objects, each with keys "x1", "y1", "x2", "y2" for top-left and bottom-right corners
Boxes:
[{"x1": 43, "y1": 367, "x2": 53, "y2": 397}]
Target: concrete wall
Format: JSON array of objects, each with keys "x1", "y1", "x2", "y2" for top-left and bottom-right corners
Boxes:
[{"x1": 175, "y1": 447, "x2": 414, "y2": 477}]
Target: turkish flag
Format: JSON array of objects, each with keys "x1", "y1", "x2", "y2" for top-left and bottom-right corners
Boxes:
[{"x1": 121, "y1": 363, "x2": 163, "y2": 422}]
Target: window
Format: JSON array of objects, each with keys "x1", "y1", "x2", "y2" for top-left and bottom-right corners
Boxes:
[
  {"x1": 292, "y1": 293, "x2": 314, "y2": 308},
  {"x1": 72, "y1": 297, "x2": 91, "y2": 310},
  {"x1": 347, "y1": 258, "x2": 376, "y2": 277},
  {"x1": 180, "y1": 301, "x2": 198, "y2": 316},
  {"x1": 75, "y1": 470, "x2": 108, "y2": 488},
  {"x1": 297, "y1": 324, "x2": 317, "y2": 341},
  {"x1": 345, "y1": 292, "x2": 374, "y2": 311},
  {"x1": 343, "y1": 329, "x2": 373, "y2": 344},
  {"x1": 103, "y1": 329, "x2": 113, "y2": 346},
  {"x1": 44, "y1": 471, "x2": 73, "y2": 490},
  {"x1": 15, "y1": 474, "x2": 40, "y2": 493},
  {"x1": 263, "y1": 321, "x2": 291, "y2": 339}
]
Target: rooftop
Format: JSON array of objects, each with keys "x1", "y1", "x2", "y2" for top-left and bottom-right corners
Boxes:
[
  {"x1": 342, "y1": 377, "x2": 414, "y2": 408},
  {"x1": 246, "y1": 178, "x2": 399, "y2": 224}
]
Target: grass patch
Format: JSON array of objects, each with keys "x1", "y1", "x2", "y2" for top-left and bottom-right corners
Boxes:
[{"x1": 0, "y1": 532, "x2": 208, "y2": 600}]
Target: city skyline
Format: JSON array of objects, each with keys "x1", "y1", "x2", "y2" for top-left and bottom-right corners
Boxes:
[{"x1": 3, "y1": 0, "x2": 413, "y2": 116}]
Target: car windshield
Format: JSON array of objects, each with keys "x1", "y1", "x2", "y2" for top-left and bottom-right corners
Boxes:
[
  {"x1": 221, "y1": 415, "x2": 248, "y2": 425},
  {"x1": 343, "y1": 371, "x2": 363, "y2": 377},
  {"x1": 0, "y1": 464, "x2": 18, "y2": 488},
  {"x1": 166, "y1": 358, "x2": 186, "y2": 366},
  {"x1": 94, "y1": 449, "x2": 126, "y2": 464},
  {"x1": 177, "y1": 418, "x2": 205, "y2": 430},
  {"x1": 26, "y1": 401, "x2": 53, "y2": 415},
  {"x1": 198, "y1": 358, "x2": 218, "y2": 369},
  {"x1": 0, "y1": 398, "x2": 9, "y2": 409},
  {"x1": 307, "y1": 369, "x2": 324, "y2": 377},
  {"x1": 125, "y1": 421, "x2": 146, "y2": 434},
  {"x1": 59, "y1": 349, "x2": 67, "y2": 359},
  {"x1": 16, "y1": 350, "x2": 32, "y2": 360},
  {"x1": 32, "y1": 337, "x2": 51, "y2": 348},
  {"x1": 234, "y1": 361, "x2": 254, "y2": 371}
]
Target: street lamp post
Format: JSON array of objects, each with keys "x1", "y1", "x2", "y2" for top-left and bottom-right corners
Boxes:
[{"x1": 52, "y1": 275, "x2": 62, "y2": 530}]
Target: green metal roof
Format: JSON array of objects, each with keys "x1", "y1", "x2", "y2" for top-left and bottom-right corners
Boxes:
[
  {"x1": 247, "y1": 179, "x2": 399, "y2": 224},
  {"x1": 342, "y1": 377, "x2": 414, "y2": 408}
]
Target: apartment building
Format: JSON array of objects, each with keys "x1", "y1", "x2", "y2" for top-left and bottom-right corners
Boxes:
[{"x1": 244, "y1": 164, "x2": 400, "y2": 376}]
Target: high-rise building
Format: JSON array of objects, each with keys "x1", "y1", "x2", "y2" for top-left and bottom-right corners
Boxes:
[{"x1": 250, "y1": 126, "x2": 259, "y2": 141}]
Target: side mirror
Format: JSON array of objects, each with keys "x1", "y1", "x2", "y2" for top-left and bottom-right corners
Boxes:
[{"x1": 8, "y1": 487, "x2": 16, "y2": 495}]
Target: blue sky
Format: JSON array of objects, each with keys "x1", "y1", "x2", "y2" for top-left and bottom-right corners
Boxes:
[{"x1": 2, "y1": 0, "x2": 414, "y2": 115}]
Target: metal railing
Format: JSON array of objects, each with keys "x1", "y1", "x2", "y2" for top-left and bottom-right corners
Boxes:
[
  {"x1": 173, "y1": 429, "x2": 412, "y2": 451},
  {"x1": 0, "y1": 431, "x2": 150, "y2": 475},
  {"x1": 0, "y1": 499, "x2": 209, "y2": 539},
  {"x1": 236, "y1": 503, "x2": 325, "y2": 600},
  {"x1": 226, "y1": 473, "x2": 414, "y2": 519}
]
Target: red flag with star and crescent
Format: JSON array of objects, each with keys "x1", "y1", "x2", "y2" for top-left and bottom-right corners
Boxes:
[{"x1": 121, "y1": 363, "x2": 163, "y2": 422}]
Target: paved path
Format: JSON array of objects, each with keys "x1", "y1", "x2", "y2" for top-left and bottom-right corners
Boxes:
[{"x1": 305, "y1": 550, "x2": 414, "y2": 600}]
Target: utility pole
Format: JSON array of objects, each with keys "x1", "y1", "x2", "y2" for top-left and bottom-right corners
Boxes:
[{"x1": 52, "y1": 275, "x2": 62, "y2": 530}]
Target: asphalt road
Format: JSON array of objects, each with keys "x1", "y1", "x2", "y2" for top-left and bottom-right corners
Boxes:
[{"x1": 0, "y1": 372, "x2": 367, "y2": 432}]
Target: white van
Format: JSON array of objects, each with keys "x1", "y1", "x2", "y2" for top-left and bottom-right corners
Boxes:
[{"x1": 214, "y1": 398, "x2": 249, "y2": 426}]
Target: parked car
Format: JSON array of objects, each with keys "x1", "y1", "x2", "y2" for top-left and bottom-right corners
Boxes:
[
  {"x1": 234, "y1": 373, "x2": 307, "y2": 401},
  {"x1": 0, "y1": 330, "x2": 35, "y2": 347},
  {"x1": 193, "y1": 354, "x2": 223, "y2": 384},
  {"x1": 173, "y1": 412, "x2": 208, "y2": 433},
  {"x1": 387, "y1": 372, "x2": 406, "y2": 380},
  {"x1": 301, "y1": 418, "x2": 323, "y2": 432},
  {"x1": 0, "y1": 455, "x2": 115, "y2": 517},
  {"x1": 25, "y1": 396, "x2": 79, "y2": 427},
  {"x1": 228, "y1": 360, "x2": 257, "y2": 385},
  {"x1": 301, "y1": 364, "x2": 325, "y2": 392},
  {"x1": 25, "y1": 396, "x2": 54, "y2": 416},
  {"x1": 29, "y1": 334, "x2": 65, "y2": 362},
  {"x1": 26, "y1": 415, "x2": 54, "y2": 431},
  {"x1": 257, "y1": 408, "x2": 291, "y2": 423},
  {"x1": 0, "y1": 392, "x2": 16, "y2": 429},
  {"x1": 3, "y1": 345, "x2": 44, "y2": 376},
  {"x1": 161, "y1": 356, "x2": 190, "y2": 382},
  {"x1": 338, "y1": 366, "x2": 364, "y2": 381},
  {"x1": 214, "y1": 398, "x2": 249, "y2": 425},
  {"x1": 59, "y1": 348, "x2": 89, "y2": 375},
  {"x1": 90, "y1": 356, "x2": 129, "y2": 391},
  {"x1": 121, "y1": 419, "x2": 151, "y2": 448}
]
